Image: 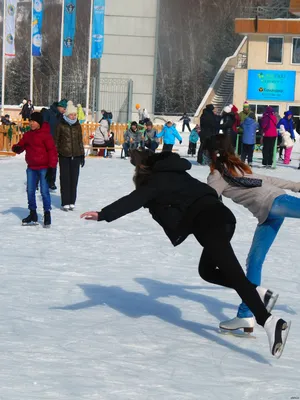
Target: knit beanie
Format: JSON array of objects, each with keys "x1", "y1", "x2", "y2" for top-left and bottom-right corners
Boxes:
[
  {"x1": 30, "y1": 112, "x2": 43, "y2": 127},
  {"x1": 243, "y1": 101, "x2": 250, "y2": 109},
  {"x1": 279, "y1": 124, "x2": 285, "y2": 134},
  {"x1": 206, "y1": 104, "x2": 215, "y2": 111},
  {"x1": 58, "y1": 99, "x2": 68, "y2": 108},
  {"x1": 65, "y1": 100, "x2": 77, "y2": 116},
  {"x1": 223, "y1": 106, "x2": 232, "y2": 114}
]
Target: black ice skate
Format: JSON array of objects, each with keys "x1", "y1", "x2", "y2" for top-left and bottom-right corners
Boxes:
[
  {"x1": 264, "y1": 316, "x2": 291, "y2": 358},
  {"x1": 22, "y1": 210, "x2": 38, "y2": 226},
  {"x1": 44, "y1": 211, "x2": 51, "y2": 228}
]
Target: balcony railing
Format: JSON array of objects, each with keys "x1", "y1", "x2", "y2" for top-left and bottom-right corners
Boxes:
[
  {"x1": 236, "y1": 53, "x2": 248, "y2": 69},
  {"x1": 244, "y1": 6, "x2": 295, "y2": 19}
]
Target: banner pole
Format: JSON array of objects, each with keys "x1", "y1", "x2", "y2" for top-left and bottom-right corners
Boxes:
[
  {"x1": 58, "y1": 0, "x2": 65, "y2": 101},
  {"x1": 86, "y1": 0, "x2": 94, "y2": 121},
  {"x1": 30, "y1": 0, "x2": 33, "y2": 103},
  {"x1": 1, "y1": 0, "x2": 6, "y2": 116}
]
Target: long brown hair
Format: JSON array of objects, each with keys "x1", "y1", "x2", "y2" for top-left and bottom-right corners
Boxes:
[
  {"x1": 203, "y1": 134, "x2": 252, "y2": 176},
  {"x1": 130, "y1": 149, "x2": 154, "y2": 187}
]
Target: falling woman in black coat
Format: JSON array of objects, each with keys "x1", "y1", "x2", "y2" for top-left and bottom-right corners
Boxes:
[{"x1": 81, "y1": 150, "x2": 290, "y2": 358}]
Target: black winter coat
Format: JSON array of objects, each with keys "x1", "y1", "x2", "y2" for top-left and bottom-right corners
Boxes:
[
  {"x1": 200, "y1": 109, "x2": 219, "y2": 140},
  {"x1": 220, "y1": 112, "x2": 235, "y2": 135},
  {"x1": 98, "y1": 153, "x2": 220, "y2": 246}
]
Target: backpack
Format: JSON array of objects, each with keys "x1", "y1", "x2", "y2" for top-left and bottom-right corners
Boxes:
[{"x1": 107, "y1": 112, "x2": 113, "y2": 120}]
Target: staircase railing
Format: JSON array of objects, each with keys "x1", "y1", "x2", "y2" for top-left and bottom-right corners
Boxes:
[{"x1": 194, "y1": 37, "x2": 247, "y2": 123}]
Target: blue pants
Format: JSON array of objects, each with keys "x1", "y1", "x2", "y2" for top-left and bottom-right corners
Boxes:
[
  {"x1": 237, "y1": 194, "x2": 300, "y2": 318},
  {"x1": 26, "y1": 168, "x2": 51, "y2": 212}
]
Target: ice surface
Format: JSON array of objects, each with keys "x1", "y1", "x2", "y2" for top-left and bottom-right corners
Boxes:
[{"x1": 0, "y1": 141, "x2": 300, "y2": 399}]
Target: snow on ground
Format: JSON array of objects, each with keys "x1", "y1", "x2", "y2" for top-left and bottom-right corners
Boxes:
[{"x1": 1, "y1": 139, "x2": 300, "y2": 399}]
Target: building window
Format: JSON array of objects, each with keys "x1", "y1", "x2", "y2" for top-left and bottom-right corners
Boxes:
[
  {"x1": 267, "y1": 37, "x2": 283, "y2": 63},
  {"x1": 257, "y1": 105, "x2": 279, "y2": 115},
  {"x1": 292, "y1": 38, "x2": 300, "y2": 64}
]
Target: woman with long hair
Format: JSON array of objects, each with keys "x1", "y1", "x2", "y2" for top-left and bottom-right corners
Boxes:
[
  {"x1": 203, "y1": 134, "x2": 300, "y2": 334},
  {"x1": 81, "y1": 149, "x2": 290, "y2": 358}
]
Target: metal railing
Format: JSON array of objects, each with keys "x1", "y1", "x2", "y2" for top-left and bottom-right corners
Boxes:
[{"x1": 244, "y1": 5, "x2": 295, "y2": 19}]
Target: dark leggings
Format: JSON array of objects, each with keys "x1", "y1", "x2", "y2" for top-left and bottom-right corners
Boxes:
[{"x1": 192, "y1": 208, "x2": 270, "y2": 327}]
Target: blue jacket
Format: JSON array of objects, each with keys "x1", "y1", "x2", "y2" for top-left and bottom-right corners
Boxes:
[
  {"x1": 189, "y1": 129, "x2": 200, "y2": 144},
  {"x1": 157, "y1": 124, "x2": 182, "y2": 145},
  {"x1": 42, "y1": 103, "x2": 64, "y2": 136},
  {"x1": 241, "y1": 117, "x2": 259, "y2": 145},
  {"x1": 277, "y1": 112, "x2": 295, "y2": 139}
]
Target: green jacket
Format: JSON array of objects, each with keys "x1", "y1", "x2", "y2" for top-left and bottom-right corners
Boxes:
[
  {"x1": 238, "y1": 110, "x2": 256, "y2": 133},
  {"x1": 55, "y1": 119, "x2": 84, "y2": 157}
]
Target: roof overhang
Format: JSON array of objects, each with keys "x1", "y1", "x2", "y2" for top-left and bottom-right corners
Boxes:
[{"x1": 235, "y1": 18, "x2": 300, "y2": 35}]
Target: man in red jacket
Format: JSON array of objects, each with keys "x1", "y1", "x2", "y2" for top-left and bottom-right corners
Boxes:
[{"x1": 12, "y1": 112, "x2": 58, "y2": 227}]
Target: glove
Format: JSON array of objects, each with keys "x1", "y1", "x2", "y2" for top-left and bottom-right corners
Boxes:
[
  {"x1": 45, "y1": 168, "x2": 55, "y2": 186},
  {"x1": 179, "y1": 141, "x2": 182, "y2": 145},
  {"x1": 293, "y1": 139, "x2": 296, "y2": 143},
  {"x1": 12, "y1": 144, "x2": 22, "y2": 154},
  {"x1": 80, "y1": 155, "x2": 85, "y2": 168}
]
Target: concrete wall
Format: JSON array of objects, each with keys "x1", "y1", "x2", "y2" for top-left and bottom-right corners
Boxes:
[
  {"x1": 99, "y1": 0, "x2": 158, "y2": 121},
  {"x1": 233, "y1": 34, "x2": 300, "y2": 116}
]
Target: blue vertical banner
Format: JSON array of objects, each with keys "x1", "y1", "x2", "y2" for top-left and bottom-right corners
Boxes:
[
  {"x1": 63, "y1": 1, "x2": 77, "y2": 57},
  {"x1": 32, "y1": 0, "x2": 44, "y2": 56},
  {"x1": 91, "y1": 0, "x2": 105, "y2": 59}
]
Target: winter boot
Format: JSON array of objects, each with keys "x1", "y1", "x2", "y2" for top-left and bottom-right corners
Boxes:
[
  {"x1": 44, "y1": 211, "x2": 51, "y2": 228},
  {"x1": 22, "y1": 210, "x2": 38, "y2": 226},
  {"x1": 219, "y1": 317, "x2": 255, "y2": 333},
  {"x1": 257, "y1": 286, "x2": 279, "y2": 313},
  {"x1": 264, "y1": 315, "x2": 291, "y2": 358}
]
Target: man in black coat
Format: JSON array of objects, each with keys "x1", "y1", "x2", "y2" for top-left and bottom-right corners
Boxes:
[
  {"x1": 42, "y1": 99, "x2": 68, "y2": 189},
  {"x1": 197, "y1": 104, "x2": 219, "y2": 164}
]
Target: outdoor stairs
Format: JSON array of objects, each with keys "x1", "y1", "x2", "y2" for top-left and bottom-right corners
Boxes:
[{"x1": 211, "y1": 71, "x2": 235, "y2": 114}]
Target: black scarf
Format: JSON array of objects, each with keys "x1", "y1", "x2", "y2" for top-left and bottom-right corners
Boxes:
[{"x1": 222, "y1": 168, "x2": 262, "y2": 188}]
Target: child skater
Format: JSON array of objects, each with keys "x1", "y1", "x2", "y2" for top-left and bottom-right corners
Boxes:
[
  {"x1": 279, "y1": 124, "x2": 294, "y2": 165},
  {"x1": 188, "y1": 124, "x2": 200, "y2": 157},
  {"x1": 156, "y1": 120, "x2": 182, "y2": 152},
  {"x1": 203, "y1": 134, "x2": 300, "y2": 335},
  {"x1": 12, "y1": 112, "x2": 57, "y2": 227},
  {"x1": 81, "y1": 149, "x2": 291, "y2": 358}
]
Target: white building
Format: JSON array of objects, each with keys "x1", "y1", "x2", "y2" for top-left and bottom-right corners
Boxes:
[{"x1": 98, "y1": 0, "x2": 159, "y2": 122}]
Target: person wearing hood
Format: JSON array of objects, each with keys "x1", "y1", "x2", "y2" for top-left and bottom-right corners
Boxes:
[
  {"x1": 55, "y1": 101, "x2": 85, "y2": 211},
  {"x1": 188, "y1": 124, "x2": 200, "y2": 156},
  {"x1": 12, "y1": 113, "x2": 57, "y2": 227},
  {"x1": 241, "y1": 114, "x2": 259, "y2": 167},
  {"x1": 144, "y1": 121, "x2": 159, "y2": 152},
  {"x1": 277, "y1": 111, "x2": 295, "y2": 161},
  {"x1": 42, "y1": 98, "x2": 68, "y2": 190},
  {"x1": 81, "y1": 149, "x2": 290, "y2": 359},
  {"x1": 156, "y1": 120, "x2": 182, "y2": 152},
  {"x1": 279, "y1": 125, "x2": 294, "y2": 165},
  {"x1": 197, "y1": 104, "x2": 219, "y2": 164},
  {"x1": 261, "y1": 106, "x2": 278, "y2": 168}
]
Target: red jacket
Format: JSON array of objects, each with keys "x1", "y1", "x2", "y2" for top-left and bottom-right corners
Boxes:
[{"x1": 13, "y1": 122, "x2": 58, "y2": 170}]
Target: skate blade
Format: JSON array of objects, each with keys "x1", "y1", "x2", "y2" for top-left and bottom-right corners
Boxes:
[
  {"x1": 266, "y1": 294, "x2": 279, "y2": 313},
  {"x1": 22, "y1": 222, "x2": 39, "y2": 226},
  {"x1": 274, "y1": 321, "x2": 291, "y2": 359},
  {"x1": 218, "y1": 328, "x2": 256, "y2": 339}
]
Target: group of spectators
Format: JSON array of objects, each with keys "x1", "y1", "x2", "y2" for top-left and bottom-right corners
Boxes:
[{"x1": 193, "y1": 102, "x2": 299, "y2": 168}]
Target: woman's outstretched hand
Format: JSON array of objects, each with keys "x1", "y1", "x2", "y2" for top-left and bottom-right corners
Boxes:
[{"x1": 80, "y1": 211, "x2": 98, "y2": 221}]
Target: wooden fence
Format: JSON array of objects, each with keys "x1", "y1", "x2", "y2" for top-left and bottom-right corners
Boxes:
[{"x1": 0, "y1": 121, "x2": 164, "y2": 156}]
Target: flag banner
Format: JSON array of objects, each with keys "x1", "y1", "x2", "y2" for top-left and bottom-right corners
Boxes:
[
  {"x1": 5, "y1": 0, "x2": 18, "y2": 58},
  {"x1": 91, "y1": 0, "x2": 105, "y2": 59},
  {"x1": 63, "y1": 0, "x2": 77, "y2": 57},
  {"x1": 32, "y1": 0, "x2": 44, "y2": 57}
]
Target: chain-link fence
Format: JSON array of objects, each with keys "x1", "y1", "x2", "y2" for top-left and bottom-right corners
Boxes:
[{"x1": 1, "y1": 76, "x2": 133, "y2": 123}]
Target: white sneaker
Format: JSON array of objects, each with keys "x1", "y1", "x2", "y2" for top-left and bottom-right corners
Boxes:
[
  {"x1": 219, "y1": 316, "x2": 255, "y2": 333},
  {"x1": 264, "y1": 315, "x2": 291, "y2": 358},
  {"x1": 124, "y1": 157, "x2": 128, "y2": 160},
  {"x1": 257, "y1": 286, "x2": 279, "y2": 313},
  {"x1": 61, "y1": 205, "x2": 70, "y2": 212},
  {"x1": 69, "y1": 204, "x2": 75, "y2": 211}
]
